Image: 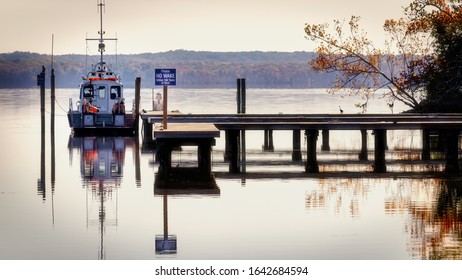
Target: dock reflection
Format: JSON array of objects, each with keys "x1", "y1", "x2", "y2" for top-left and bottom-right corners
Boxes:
[
  {"x1": 68, "y1": 135, "x2": 138, "y2": 259},
  {"x1": 154, "y1": 179, "x2": 220, "y2": 256}
]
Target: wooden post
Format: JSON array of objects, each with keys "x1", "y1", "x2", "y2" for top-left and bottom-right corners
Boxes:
[
  {"x1": 198, "y1": 141, "x2": 212, "y2": 177},
  {"x1": 162, "y1": 85, "x2": 168, "y2": 129},
  {"x1": 321, "y1": 129, "x2": 330, "y2": 151},
  {"x1": 224, "y1": 130, "x2": 231, "y2": 162},
  {"x1": 263, "y1": 130, "x2": 274, "y2": 151},
  {"x1": 157, "y1": 141, "x2": 172, "y2": 179},
  {"x1": 236, "y1": 79, "x2": 242, "y2": 114},
  {"x1": 228, "y1": 130, "x2": 240, "y2": 173},
  {"x1": 135, "y1": 136, "x2": 141, "y2": 187},
  {"x1": 445, "y1": 130, "x2": 460, "y2": 173},
  {"x1": 422, "y1": 129, "x2": 431, "y2": 160},
  {"x1": 38, "y1": 66, "x2": 46, "y2": 200},
  {"x1": 358, "y1": 129, "x2": 368, "y2": 161},
  {"x1": 241, "y1": 130, "x2": 246, "y2": 173},
  {"x1": 305, "y1": 130, "x2": 319, "y2": 173},
  {"x1": 292, "y1": 130, "x2": 302, "y2": 162},
  {"x1": 134, "y1": 77, "x2": 141, "y2": 133},
  {"x1": 237, "y1": 78, "x2": 246, "y2": 114},
  {"x1": 373, "y1": 129, "x2": 387, "y2": 173},
  {"x1": 241, "y1": 78, "x2": 246, "y2": 114},
  {"x1": 50, "y1": 68, "x2": 56, "y2": 190}
]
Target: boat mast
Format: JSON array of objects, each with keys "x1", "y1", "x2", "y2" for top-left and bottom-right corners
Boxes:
[
  {"x1": 97, "y1": 0, "x2": 105, "y2": 63},
  {"x1": 86, "y1": 0, "x2": 117, "y2": 69}
]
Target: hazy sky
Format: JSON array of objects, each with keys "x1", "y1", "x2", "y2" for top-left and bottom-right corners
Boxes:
[{"x1": 2, "y1": 0, "x2": 411, "y2": 55}]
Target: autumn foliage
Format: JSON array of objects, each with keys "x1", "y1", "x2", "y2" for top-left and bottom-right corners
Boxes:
[{"x1": 305, "y1": 0, "x2": 462, "y2": 112}]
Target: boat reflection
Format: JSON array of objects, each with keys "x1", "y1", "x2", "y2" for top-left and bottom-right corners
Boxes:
[{"x1": 68, "y1": 135, "x2": 138, "y2": 259}]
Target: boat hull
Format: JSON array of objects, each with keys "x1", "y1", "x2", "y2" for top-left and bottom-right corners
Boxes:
[{"x1": 68, "y1": 111, "x2": 137, "y2": 136}]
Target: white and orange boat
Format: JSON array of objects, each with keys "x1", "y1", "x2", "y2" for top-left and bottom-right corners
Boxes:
[{"x1": 67, "y1": 0, "x2": 136, "y2": 135}]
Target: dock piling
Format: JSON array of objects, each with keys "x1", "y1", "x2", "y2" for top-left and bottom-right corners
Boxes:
[
  {"x1": 373, "y1": 129, "x2": 387, "y2": 173},
  {"x1": 321, "y1": 130, "x2": 330, "y2": 151},
  {"x1": 422, "y1": 129, "x2": 431, "y2": 160},
  {"x1": 263, "y1": 130, "x2": 274, "y2": 151},
  {"x1": 292, "y1": 130, "x2": 302, "y2": 162},
  {"x1": 305, "y1": 129, "x2": 319, "y2": 173},
  {"x1": 228, "y1": 130, "x2": 241, "y2": 173},
  {"x1": 445, "y1": 130, "x2": 460, "y2": 173},
  {"x1": 236, "y1": 78, "x2": 246, "y2": 114},
  {"x1": 134, "y1": 77, "x2": 141, "y2": 133},
  {"x1": 358, "y1": 129, "x2": 368, "y2": 161}
]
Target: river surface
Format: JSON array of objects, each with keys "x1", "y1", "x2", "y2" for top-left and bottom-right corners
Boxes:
[{"x1": 0, "y1": 88, "x2": 461, "y2": 260}]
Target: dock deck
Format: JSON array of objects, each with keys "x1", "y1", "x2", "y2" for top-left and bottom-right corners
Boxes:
[
  {"x1": 141, "y1": 112, "x2": 462, "y2": 130},
  {"x1": 142, "y1": 112, "x2": 462, "y2": 174},
  {"x1": 153, "y1": 123, "x2": 220, "y2": 139}
]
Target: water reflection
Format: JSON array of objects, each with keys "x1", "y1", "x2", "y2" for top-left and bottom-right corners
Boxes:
[
  {"x1": 406, "y1": 179, "x2": 462, "y2": 259},
  {"x1": 153, "y1": 181, "x2": 220, "y2": 257},
  {"x1": 305, "y1": 175, "x2": 462, "y2": 259},
  {"x1": 306, "y1": 178, "x2": 369, "y2": 218},
  {"x1": 68, "y1": 136, "x2": 138, "y2": 259}
]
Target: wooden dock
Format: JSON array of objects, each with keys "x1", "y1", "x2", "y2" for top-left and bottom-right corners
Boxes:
[
  {"x1": 153, "y1": 123, "x2": 220, "y2": 139},
  {"x1": 153, "y1": 123, "x2": 220, "y2": 187},
  {"x1": 141, "y1": 112, "x2": 462, "y2": 174}
]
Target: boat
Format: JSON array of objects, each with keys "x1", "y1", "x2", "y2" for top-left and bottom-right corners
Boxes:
[{"x1": 67, "y1": 0, "x2": 137, "y2": 135}]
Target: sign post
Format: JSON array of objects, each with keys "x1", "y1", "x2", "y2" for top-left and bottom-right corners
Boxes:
[{"x1": 155, "y1": 69, "x2": 176, "y2": 129}]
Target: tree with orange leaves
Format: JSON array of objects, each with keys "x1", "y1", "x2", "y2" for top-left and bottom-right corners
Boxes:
[{"x1": 305, "y1": 0, "x2": 462, "y2": 112}]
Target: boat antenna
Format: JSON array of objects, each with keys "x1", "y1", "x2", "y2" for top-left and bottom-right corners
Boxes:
[
  {"x1": 97, "y1": 0, "x2": 105, "y2": 63},
  {"x1": 86, "y1": 0, "x2": 117, "y2": 67}
]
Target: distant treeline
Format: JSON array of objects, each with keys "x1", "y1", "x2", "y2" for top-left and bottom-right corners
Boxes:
[{"x1": 0, "y1": 50, "x2": 334, "y2": 88}]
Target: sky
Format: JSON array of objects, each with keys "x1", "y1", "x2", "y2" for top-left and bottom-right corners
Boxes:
[{"x1": 1, "y1": 0, "x2": 411, "y2": 55}]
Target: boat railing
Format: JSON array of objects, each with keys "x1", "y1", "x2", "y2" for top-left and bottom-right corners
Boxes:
[{"x1": 69, "y1": 98, "x2": 81, "y2": 112}]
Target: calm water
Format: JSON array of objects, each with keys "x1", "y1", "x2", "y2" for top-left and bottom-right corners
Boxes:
[{"x1": 0, "y1": 88, "x2": 461, "y2": 260}]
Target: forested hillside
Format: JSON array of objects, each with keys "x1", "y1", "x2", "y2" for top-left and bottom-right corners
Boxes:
[{"x1": 0, "y1": 50, "x2": 333, "y2": 88}]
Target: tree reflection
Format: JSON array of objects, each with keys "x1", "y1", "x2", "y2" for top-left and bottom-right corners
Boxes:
[
  {"x1": 384, "y1": 178, "x2": 462, "y2": 259},
  {"x1": 406, "y1": 179, "x2": 462, "y2": 259},
  {"x1": 307, "y1": 176, "x2": 462, "y2": 259},
  {"x1": 306, "y1": 178, "x2": 370, "y2": 218}
]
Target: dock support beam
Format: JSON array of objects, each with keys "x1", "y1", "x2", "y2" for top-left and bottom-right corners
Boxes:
[
  {"x1": 321, "y1": 130, "x2": 330, "y2": 151},
  {"x1": 422, "y1": 129, "x2": 431, "y2": 160},
  {"x1": 263, "y1": 130, "x2": 274, "y2": 151},
  {"x1": 157, "y1": 141, "x2": 172, "y2": 180},
  {"x1": 445, "y1": 130, "x2": 460, "y2": 173},
  {"x1": 305, "y1": 129, "x2": 319, "y2": 173},
  {"x1": 198, "y1": 142, "x2": 213, "y2": 177},
  {"x1": 228, "y1": 130, "x2": 241, "y2": 173},
  {"x1": 373, "y1": 129, "x2": 387, "y2": 173},
  {"x1": 292, "y1": 130, "x2": 302, "y2": 162},
  {"x1": 359, "y1": 129, "x2": 368, "y2": 161},
  {"x1": 157, "y1": 138, "x2": 215, "y2": 180}
]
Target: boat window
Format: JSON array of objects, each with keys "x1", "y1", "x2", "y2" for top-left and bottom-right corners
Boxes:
[
  {"x1": 98, "y1": 86, "x2": 106, "y2": 99},
  {"x1": 83, "y1": 85, "x2": 94, "y2": 98},
  {"x1": 110, "y1": 86, "x2": 121, "y2": 100}
]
